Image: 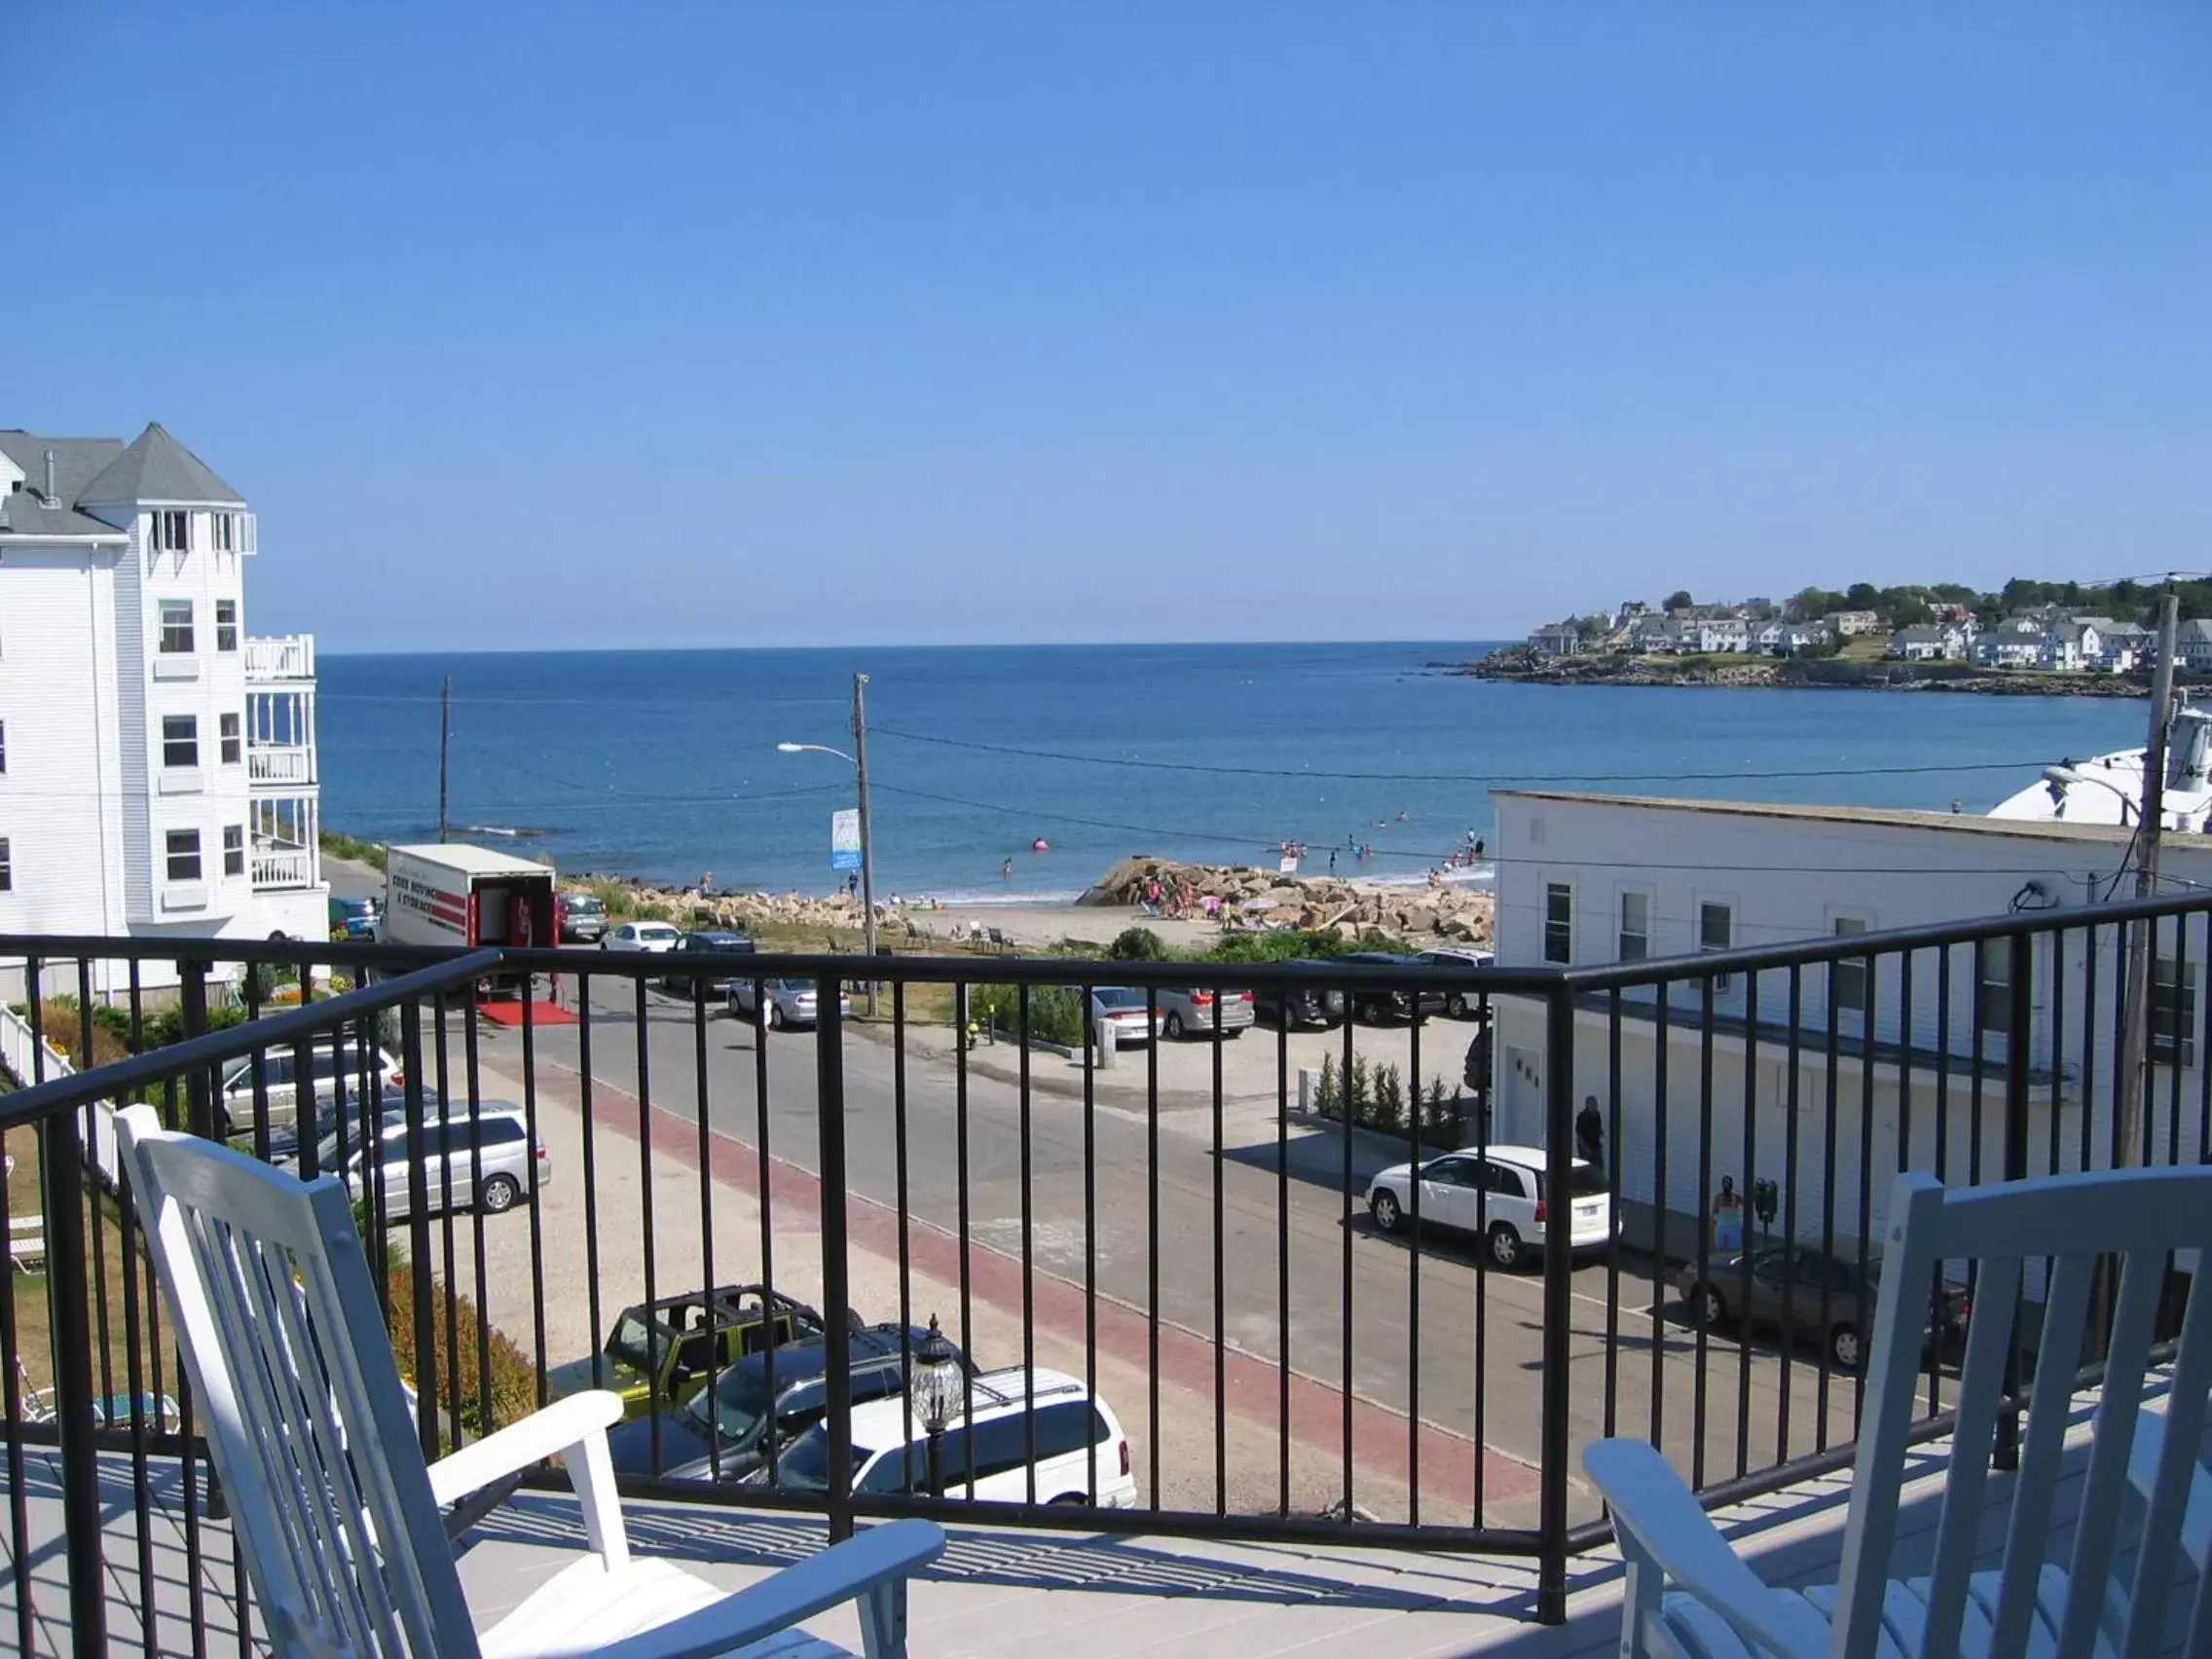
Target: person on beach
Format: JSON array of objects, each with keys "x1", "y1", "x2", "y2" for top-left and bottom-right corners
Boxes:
[
  {"x1": 1002, "y1": 857, "x2": 1014, "y2": 879},
  {"x1": 1328, "y1": 849, "x2": 1338, "y2": 874}
]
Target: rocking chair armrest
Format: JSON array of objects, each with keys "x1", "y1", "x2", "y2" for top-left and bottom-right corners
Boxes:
[
  {"x1": 1584, "y1": 1439, "x2": 1824, "y2": 1659},
  {"x1": 2125, "y1": 1406, "x2": 2212, "y2": 1574},
  {"x1": 425, "y1": 1389, "x2": 624, "y2": 1509},
  {"x1": 584, "y1": 1519, "x2": 947, "y2": 1659}
]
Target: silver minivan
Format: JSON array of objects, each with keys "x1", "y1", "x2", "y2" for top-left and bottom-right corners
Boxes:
[
  {"x1": 337, "y1": 1106, "x2": 548, "y2": 1219},
  {"x1": 217, "y1": 1039, "x2": 401, "y2": 1138},
  {"x1": 1154, "y1": 986, "x2": 1256, "y2": 1041}
]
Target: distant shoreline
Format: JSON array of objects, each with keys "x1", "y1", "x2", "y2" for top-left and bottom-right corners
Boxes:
[{"x1": 1453, "y1": 650, "x2": 2150, "y2": 699}]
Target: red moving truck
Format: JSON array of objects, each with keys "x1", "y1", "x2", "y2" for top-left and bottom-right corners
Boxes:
[{"x1": 382, "y1": 843, "x2": 560, "y2": 993}]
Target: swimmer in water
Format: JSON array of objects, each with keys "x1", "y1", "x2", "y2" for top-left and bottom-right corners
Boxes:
[{"x1": 1002, "y1": 857, "x2": 1014, "y2": 878}]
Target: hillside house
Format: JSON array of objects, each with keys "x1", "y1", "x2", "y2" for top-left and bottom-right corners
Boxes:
[
  {"x1": 1529, "y1": 621, "x2": 1582, "y2": 659},
  {"x1": 1827, "y1": 609, "x2": 1882, "y2": 637}
]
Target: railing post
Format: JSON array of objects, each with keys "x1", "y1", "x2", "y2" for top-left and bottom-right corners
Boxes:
[
  {"x1": 816, "y1": 975, "x2": 855, "y2": 1543},
  {"x1": 1538, "y1": 981, "x2": 1576, "y2": 1624},
  {"x1": 28, "y1": 980, "x2": 106, "y2": 1656},
  {"x1": 180, "y1": 957, "x2": 212, "y2": 1136},
  {"x1": 400, "y1": 1000, "x2": 440, "y2": 1459},
  {"x1": 1996, "y1": 930, "x2": 2035, "y2": 1471}
]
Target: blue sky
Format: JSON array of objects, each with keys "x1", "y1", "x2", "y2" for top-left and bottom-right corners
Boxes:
[{"x1": 14, "y1": 4, "x2": 2208, "y2": 650}]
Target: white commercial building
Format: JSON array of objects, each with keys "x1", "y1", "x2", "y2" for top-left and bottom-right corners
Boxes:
[
  {"x1": 1485, "y1": 790, "x2": 2211, "y2": 1279},
  {"x1": 0, "y1": 423, "x2": 324, "y2": 989}
]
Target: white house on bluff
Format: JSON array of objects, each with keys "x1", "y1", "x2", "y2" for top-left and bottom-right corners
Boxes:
[
  {"x1": 0, "y1": 424, "x2": 323, "y2": 987},
  {"x1": 1484, "y1": 789, "x2": 2212, "y2": 1294}
]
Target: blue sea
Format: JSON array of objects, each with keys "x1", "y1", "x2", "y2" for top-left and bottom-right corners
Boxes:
[{"x1": 317, "y1": 644, "x2": 2145, "y2": 900}]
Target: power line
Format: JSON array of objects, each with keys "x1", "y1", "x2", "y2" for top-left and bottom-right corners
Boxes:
[{"x1": 868, "y1": 725, "x2": 2074, "y2": 786}]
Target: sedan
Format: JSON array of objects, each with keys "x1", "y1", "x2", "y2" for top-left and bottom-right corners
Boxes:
[
  {"x1": 1342, "y1": 952, "x2": 1448, "y2": 1024},
  {"x1": 1677, "y1": 1243, "x2": 1970, "y2": 1374},
  {"x1": 662, "y1": 929, "x2": 756, "y2": 994},
  {"x1": 729, "y1": 977, "x2": 850, "y2": 1031},
  {"x1": 1415, "y1": 948, "x2": 1494, "y2": 1020},
  {"x1": 1155, "y1": 986, "x2": 1255, "y2": 1041},
  {"x1": 603, "y1": 921, "x2": 683, "y2": 953},
  {"x1": 1089, "y1": 987, "x2": 1164, "y2": 1047}
]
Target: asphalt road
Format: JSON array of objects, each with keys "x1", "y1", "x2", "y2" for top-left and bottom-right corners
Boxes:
[{"x1": 450, "y1": 969, "x2": 1867, "y2": 1524}]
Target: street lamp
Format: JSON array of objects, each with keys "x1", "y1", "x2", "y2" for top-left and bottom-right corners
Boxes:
[
  {"x1": 2042, "y1": 764, "x2": 2137, "y2": 826},
  {"x1": 777, "y1": 672, "x2": 877, "y2": 1013},
  {"x1": 906, "y1": 1314, "x2": 963, "y2": 1499}
]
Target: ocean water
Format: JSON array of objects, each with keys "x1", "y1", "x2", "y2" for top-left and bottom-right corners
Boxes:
[{"x1": 316, "y1": 643, "x2": 2145, "y2": 900}]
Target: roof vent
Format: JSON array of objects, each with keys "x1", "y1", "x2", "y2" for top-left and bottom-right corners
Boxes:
[{"x1": 38, "y1": 449, "x2": 59, "y2": 510}]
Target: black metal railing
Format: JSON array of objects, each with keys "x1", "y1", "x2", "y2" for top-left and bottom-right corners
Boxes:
[{"x1": 2, "y1": 893, "x2": 2207, "y2": 1650}]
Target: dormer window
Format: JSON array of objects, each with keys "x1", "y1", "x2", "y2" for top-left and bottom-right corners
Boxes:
[
  {"x1": 152, "y1": 510, "x2": 190, "y2": 553},
  {"x1": 212, "y1": 512, "x2": 236, "y2": 552}
]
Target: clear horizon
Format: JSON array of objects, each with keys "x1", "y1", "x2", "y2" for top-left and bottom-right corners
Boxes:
[{"x1": 14, "y1": 4, "x2": 2208, "y2": 653}]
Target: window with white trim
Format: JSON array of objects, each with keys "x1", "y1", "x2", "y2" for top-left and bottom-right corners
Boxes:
[
  {"x1": 166, "y1": 829, "x2": 202, "y2": 882},
  {"x1": 158, "y1": 599, "x2": 195, "y2": 654},
  {"x1": 1542, "y1": 882, "x2": 1572, "y2": 965},
  {"x1": 0, "y1": 837, "x2": 11, "y2": 892},
  {"x1": 215, "y1": 599, "x2": 238, "y2": 651},
  {"x1": 1977, "y1": 938, "x2": 2011, "y2": 1038},
  {"x1": 222, "y1": 825, "x2": 244, "y2": 878},
  {"x1": 162, "y1": 715, "x2": 198, "y2": 769},
  {"x1": 212, "y1": 512, "x2": 236, "y2": 552},
  {"x1": 1833, "y1": 916, "x2": 1869, "y2": 1015},
  {"x1": 0, "y1": 719, "x2": 8, "y2": 776},
  {"x1": 219, "y1": 713, "x2": 241, "y2": 764},
  {"x1": 1699, "y1": 901, "x2": 1734, "y2": 993},
  {"x1": 1617, "y1": 890, "x2": 1650, "y2": 961},
  {"x1": 152, "y1": 510, "x2": 190, "y2": 553}
]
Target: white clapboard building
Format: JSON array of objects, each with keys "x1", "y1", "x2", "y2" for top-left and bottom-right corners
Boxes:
[
  {"x1": 1484, "y1": 789, "x2": 2212, "y2": 1279},
  {"x1": 0, "y1": 423, "x2": 324, "y2": 988}
]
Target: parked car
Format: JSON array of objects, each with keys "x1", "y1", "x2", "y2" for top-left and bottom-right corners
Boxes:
[
  {"x1": 557, "y1": 891, "x2": 609, "y2": 943},
  {"x1": 1415, "y1": 948, "x2": 1494, "y2": 1019},
  {"x1": 729, "y1": 976, "x2": 851, "y2": 1031},
  {"x1": 1088, "y1": 987, "x2": 1164, "y2": 1048},
  {"x1": 1678, "y1": 1243, "x2": 1971, "y2": 1374},
  {"x1": 1252, "y1": 966, "x2": 1346, "y2": 1030},
  {"x1": 216, "y1": 1038, "x2": 402, "y2": 1139},
  {"x1": 1155, "y1": 986, "x2": 1255, "y2": 1041},
  {"x1": 604, "y1": 920, "x2": 683, "y2": 953},
  {"x1": 327, "y1": 894, "x2": 382, "y2": 940},
  {"x1": 264, "y1": 1086, "x2": 448, "y2": 1167},
  {"x1": 1366, "y1": 1144, "x2": 1617, "y2": 1270},
  {"x1": 771, "y1": 1366, "x2": 1138, "y2": 1508},
  {"x1": 605, "y1": 1322, "x2": 970, "y2": 1485},
  {"x1": 545, "y1": 1284, "x2": 847, "y2": 1420},
  {"x1": 1343, "y1": 952, "x2": 1448, "y2": 1024},
  {"x1": 337, "y1": 1103, "x2": 548, "y2": 1220},
  {"x1": 661, "y1": 929, "x2": 757, "y2": 994}
]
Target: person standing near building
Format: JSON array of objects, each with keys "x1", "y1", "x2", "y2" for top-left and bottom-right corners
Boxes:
[{"x1": 1576, "y1": 1094, "x2": 1604, "y2": 1173}]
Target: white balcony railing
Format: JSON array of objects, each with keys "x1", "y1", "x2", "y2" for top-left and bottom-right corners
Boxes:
[
  {"x1": 251, "y1": 846, "x2": 315, "y2": 890},
  {"x1": 247, "y1": 746, "x2": 314, "y2": 786},
  {"x1": 244, "y1": 635, "x2": 314, "y2": 682}
]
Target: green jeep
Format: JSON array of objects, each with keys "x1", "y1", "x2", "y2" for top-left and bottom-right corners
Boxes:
[{"x1": 546, "y1": 1284, "x2": 842, "y2": 1421}]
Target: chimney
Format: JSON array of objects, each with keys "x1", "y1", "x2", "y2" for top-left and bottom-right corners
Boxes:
[{"x1": 39, "y1": 449, "x2": 58, "y2": 510}]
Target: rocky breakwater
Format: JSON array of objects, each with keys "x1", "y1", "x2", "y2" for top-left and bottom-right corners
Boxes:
[
  {"x1": 577, "y1": 878, "x2": 928, "y2": 939},
  {"x1": 1080, "y1": 858, "x2": 1494, "y2": 946}
]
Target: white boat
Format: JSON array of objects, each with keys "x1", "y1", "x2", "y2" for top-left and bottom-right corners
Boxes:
[{"x1": 1988, "y1": 700, "x2": 2212, "y2": 831}]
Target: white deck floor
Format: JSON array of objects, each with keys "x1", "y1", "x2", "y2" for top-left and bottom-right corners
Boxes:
[{"x1": 1, "y1": 1380, "x2": 2196, "y2": 1657}]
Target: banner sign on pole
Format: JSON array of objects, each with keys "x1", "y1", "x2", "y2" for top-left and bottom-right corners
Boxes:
[{"x1": 830, "y1": 808, "x2": 863, "y2": 871}]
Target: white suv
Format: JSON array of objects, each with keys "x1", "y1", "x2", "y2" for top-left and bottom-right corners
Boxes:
[
  {"x1": 778, "y1": 1367, "x2": 1138, "y2": 1508},
  {"x1": 1366, "y1": 1142, "x2": 1617, "y2": 1271}
]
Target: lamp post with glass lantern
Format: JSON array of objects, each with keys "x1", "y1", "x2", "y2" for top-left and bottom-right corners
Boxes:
[{"x1": 906, "y1": 1314, "x2": 963, "y2": 1499}]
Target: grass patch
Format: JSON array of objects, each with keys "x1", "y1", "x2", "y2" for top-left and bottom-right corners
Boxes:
[{"x1": 319, "y1": 829, "x2": 388, "y2": 872}]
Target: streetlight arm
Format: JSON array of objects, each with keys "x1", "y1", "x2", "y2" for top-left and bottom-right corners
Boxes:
[{"x1": 777, "y1": 741, "x2": 856, "y2": 764}]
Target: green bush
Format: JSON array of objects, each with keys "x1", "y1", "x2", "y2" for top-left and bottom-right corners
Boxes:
[
  {"x1": 318, "y1": 830, "x2": 388, "y2": 873},
  {"x1": 1314, "y1": 1055, "x2": 1459, "y2": 1149},
  {"x1": 972, "y1": 983, "x2": 1089, "y2": 1047},
  {"x1": 383, "y1": 1261, "x2": 540, "y2": 1441},
  {"x1": 1107, "y1": 926, "x2": 1168, "y2": 961}
]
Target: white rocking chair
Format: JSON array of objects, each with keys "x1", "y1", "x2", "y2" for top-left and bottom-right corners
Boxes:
[
  {"x1": 113, "y1": 1102, "x2": 944, "y2": 1659},
  {"x1": 1587, "y1": 1165, "x2": 2212, "y2": 1659}
]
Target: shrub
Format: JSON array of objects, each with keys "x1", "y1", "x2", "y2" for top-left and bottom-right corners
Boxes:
[
  {"x1": 1107, "y1": 926, "x2": 1168, "y2": 962},
  {"x1": 318, "y1": 830, "x2": 389, "y2": 873},
  {"x1": 972, "y1": 983, "x2": 1088, "y2": 1047},
  {"x1": 1313, "y1": 1055, "x2": 1456, "y2": 1148},
  {"x1": 586, "y1": 878, "x2": 643, "y2": 920},
  {"x1": 383, "y1": 1261, "x2": 540, "y2": 1442},
  {"x1": 23, "y1": 999, "x2": 132, "y2": 1068}
]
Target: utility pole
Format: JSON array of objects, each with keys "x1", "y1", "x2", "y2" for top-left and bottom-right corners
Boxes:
[
  {"x1": 851, "y1": 672, "x2": 877, "y2": 1016},
  {"x1": 437, "y1": 673, "x2": 453, "y2": 844},
  {"x1": 2115, "y1": 590, "x2": 2180, "y2": 1167}
]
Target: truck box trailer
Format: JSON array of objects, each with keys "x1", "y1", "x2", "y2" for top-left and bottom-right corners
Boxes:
[{"x1": 383, "y1": 844, "x2": 560, "y2": 991}]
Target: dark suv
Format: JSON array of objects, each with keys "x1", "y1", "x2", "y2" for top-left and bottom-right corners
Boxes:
[
  {"x1": 1252, "y1": 962, "x2": 1347, "y2": 1029},
  {"x1": 604, "y1": 1322, "x2": 970, "y2": 1485},
  {"x1": 1679, "y1": 1243, "x2": 1970, "y2": 1373},
  {"x1": 1343, "y1": 952, "x2": 1448, "y2": 1024},
  {"x1": 662, "y1": 929, "x2": 756, "y2": 994}
]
